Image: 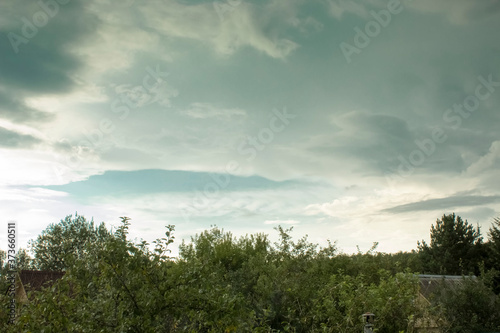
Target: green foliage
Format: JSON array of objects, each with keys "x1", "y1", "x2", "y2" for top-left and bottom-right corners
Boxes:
[
  {"x1": 15, "y1": 249, "x2": 34, "y2": 271},
  {"x1": 417, "y1": 213, "x2": 484, "y2": 275},
  {"x1": 3, "y1": 213, "x2": 500, "y2": 331},
  {"x1": 431, "y1": 276, "x2": 500, "y2": 333},
  {"x1": 1, "y1": 217, "x2": 178, "y2": 332},
  {"x1": 0, "y1": 248, "x2": 34, "y2": 304},
  {"x1": 0, "y1": 218, "x2": 423, "y2": 332},
  {"x1": 315, "y1": 270, "x2": 421, "y2": 332},
  {"x1": 486, "y1": 217, "x2": 500, "y2": 293},
  {"x1": 489, "y1": 218, "x2": 500, "y2": 258},
  {"x1": 28, "y1": 213, "x2": 112, "y2": 271}
]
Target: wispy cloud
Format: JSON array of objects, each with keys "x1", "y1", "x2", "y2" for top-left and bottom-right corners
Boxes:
[
  {"x1": 264, "y1": 219, "x2": 300, "y2": 225},
  {"x1": 383, "y1": 195, "x2": 500, "y2": 214},
  {"x1": 181, "y1": 102, "x2": 246, "y2": 119},
  {"x1": 1, "y1": 0, "x2": 499, "y2": 253},
  {"x1": 0, "y1": 126, "x2": 40, "y2": 148}
]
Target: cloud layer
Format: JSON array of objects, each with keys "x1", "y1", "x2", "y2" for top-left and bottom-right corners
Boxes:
[{"x1": 1, "y1": 0, "x2": 499, "y2": 253}]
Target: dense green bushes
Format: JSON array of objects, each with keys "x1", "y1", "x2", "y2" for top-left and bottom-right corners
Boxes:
[
  {"x1": 1, "y1": 213, "x2": 500, "y2": 332},
  {"x1": 430, "y1": 276, "x2": 500, "y2": 333}
]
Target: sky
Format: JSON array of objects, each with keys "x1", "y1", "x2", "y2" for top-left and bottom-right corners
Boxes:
[{"x1": 1, "y1": 0, "x2": 500, "y2": 255}]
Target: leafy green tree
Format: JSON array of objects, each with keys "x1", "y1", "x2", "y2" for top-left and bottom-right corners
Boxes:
[
  {"x1": 488, "y1": 217, "x2": 500, "y2": 264},
  {"x1": 2, "y1": 217, "x2": 178, "y2": 332},
  {"x1": 418, "y1": 213, "x2": 484, "y2": 275},
  {"x1": 15, "y1": 249, "x2": 34, "y2": 270},
  {"x1": 29, "y1": 213, "x2": 112, "y2": 271},
  {"x1": 311, "y1": 268, "x2": 422, "y2": 332},
  {"x1": 431, "y1": 276, "x2": 500, "y2": 333},
  {"x1": 0, "y1": 250, "x2": 6, "y2": 295},
  {"x1": 0, "y1": 215, "x2": 438, "y2": 332},
  {"x1": 0, "y1": 248, "x2": 33, "y2": 301},
  {"x1": 486, "y1": 217, "x2": 500, "y2": 293},
  {"x1": 176, "y1": 226, "x2": 272, "y2": 330}
]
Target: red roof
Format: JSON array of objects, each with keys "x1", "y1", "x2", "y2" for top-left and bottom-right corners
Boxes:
[{"x1": 19, "y1": 270, "x2": 65, "y2": 291}]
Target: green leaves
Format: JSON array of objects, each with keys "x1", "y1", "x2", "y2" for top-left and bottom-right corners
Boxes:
[
  {"x1": 430, "y1": 276, "x2": 500, "y2": 333},
  {"x1": 4, "y1": 214, "x2": 500, "y2": 332},
  {"x1": 418, "y1": 213, "x2": 484, "y2": 275},
  {"x1": 488, "y1": 218, "x2": 500, "y2": 265},
  {"x1": 29, "y1": 214, "x2": 112, "y2": 271}
]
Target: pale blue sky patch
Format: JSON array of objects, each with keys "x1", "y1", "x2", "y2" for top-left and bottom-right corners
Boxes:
[{"x1": 38, "y1": 169, "x2": 302, "y2": 199}]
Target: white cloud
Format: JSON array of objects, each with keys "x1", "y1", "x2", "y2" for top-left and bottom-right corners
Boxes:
[
  {"x1": 0, "y1": 119, "x2": 45, "y2": 140},
  {"x1": 2, "y1": 0, "x2": 500, "y2": 257},
  {"x1": 181, "y1": 102, "x2": 246, "y2": 119},
  {"x1": 113, "y1": 82, "x2": 179, "y2": 108},
  {"x1": 74, "y1": 8, "x2": 164, "y2": 73},
  {"x1": 0, "y1": 149, "x2": 75, "y2": 186},
  {"x1": 264, "y1": 219, "x2": 300, "y2": 225},
  {"x1": 466, "y1": 140, "x2": 500, "y2": 175},
  {"x1": 139, "y1": 0, "x2": 299, "y2": 59},
  {"x1": 0, "y1": 186, "x2": 74, "y2": 250},
  {"x1": 290, "y1": 16, "x2": 324, "y2": 34}
]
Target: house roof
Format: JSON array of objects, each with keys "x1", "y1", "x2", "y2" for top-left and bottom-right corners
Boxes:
[
  {"x1": 19, "y1": 270, "x2": 65, "y2": 292},
  {"x1": 417, "y1": 274, "x2": 476, "y2": 299}
]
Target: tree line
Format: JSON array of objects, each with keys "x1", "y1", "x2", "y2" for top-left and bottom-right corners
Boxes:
[{"x1": 1, "y1": 213, "x2": 500, "y2": 332}]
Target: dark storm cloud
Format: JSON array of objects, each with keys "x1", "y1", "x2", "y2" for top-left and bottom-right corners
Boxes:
[
  {"x1": 0, "y1": 126, "x2": 40, "y2": 148},
  {"x1": 0, "y1": 89, "x2": 53, "y2": 123},
  {"x1": 0, "y1": 1, "x2": 99, "y2": 95},
  {"x1": 383, "y1": 195, "x2": 500, "y2": 214},
  {"x1": 313, "y1": 113, "x2": 417, "y2": 173},
  {"x1": 464, "y1": 0, "x2": 500, "y2": 21}
]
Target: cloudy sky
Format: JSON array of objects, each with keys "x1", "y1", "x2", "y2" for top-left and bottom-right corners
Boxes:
[{"x1": 1, "y1": 0, "x2": 500, "y2": 254}]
